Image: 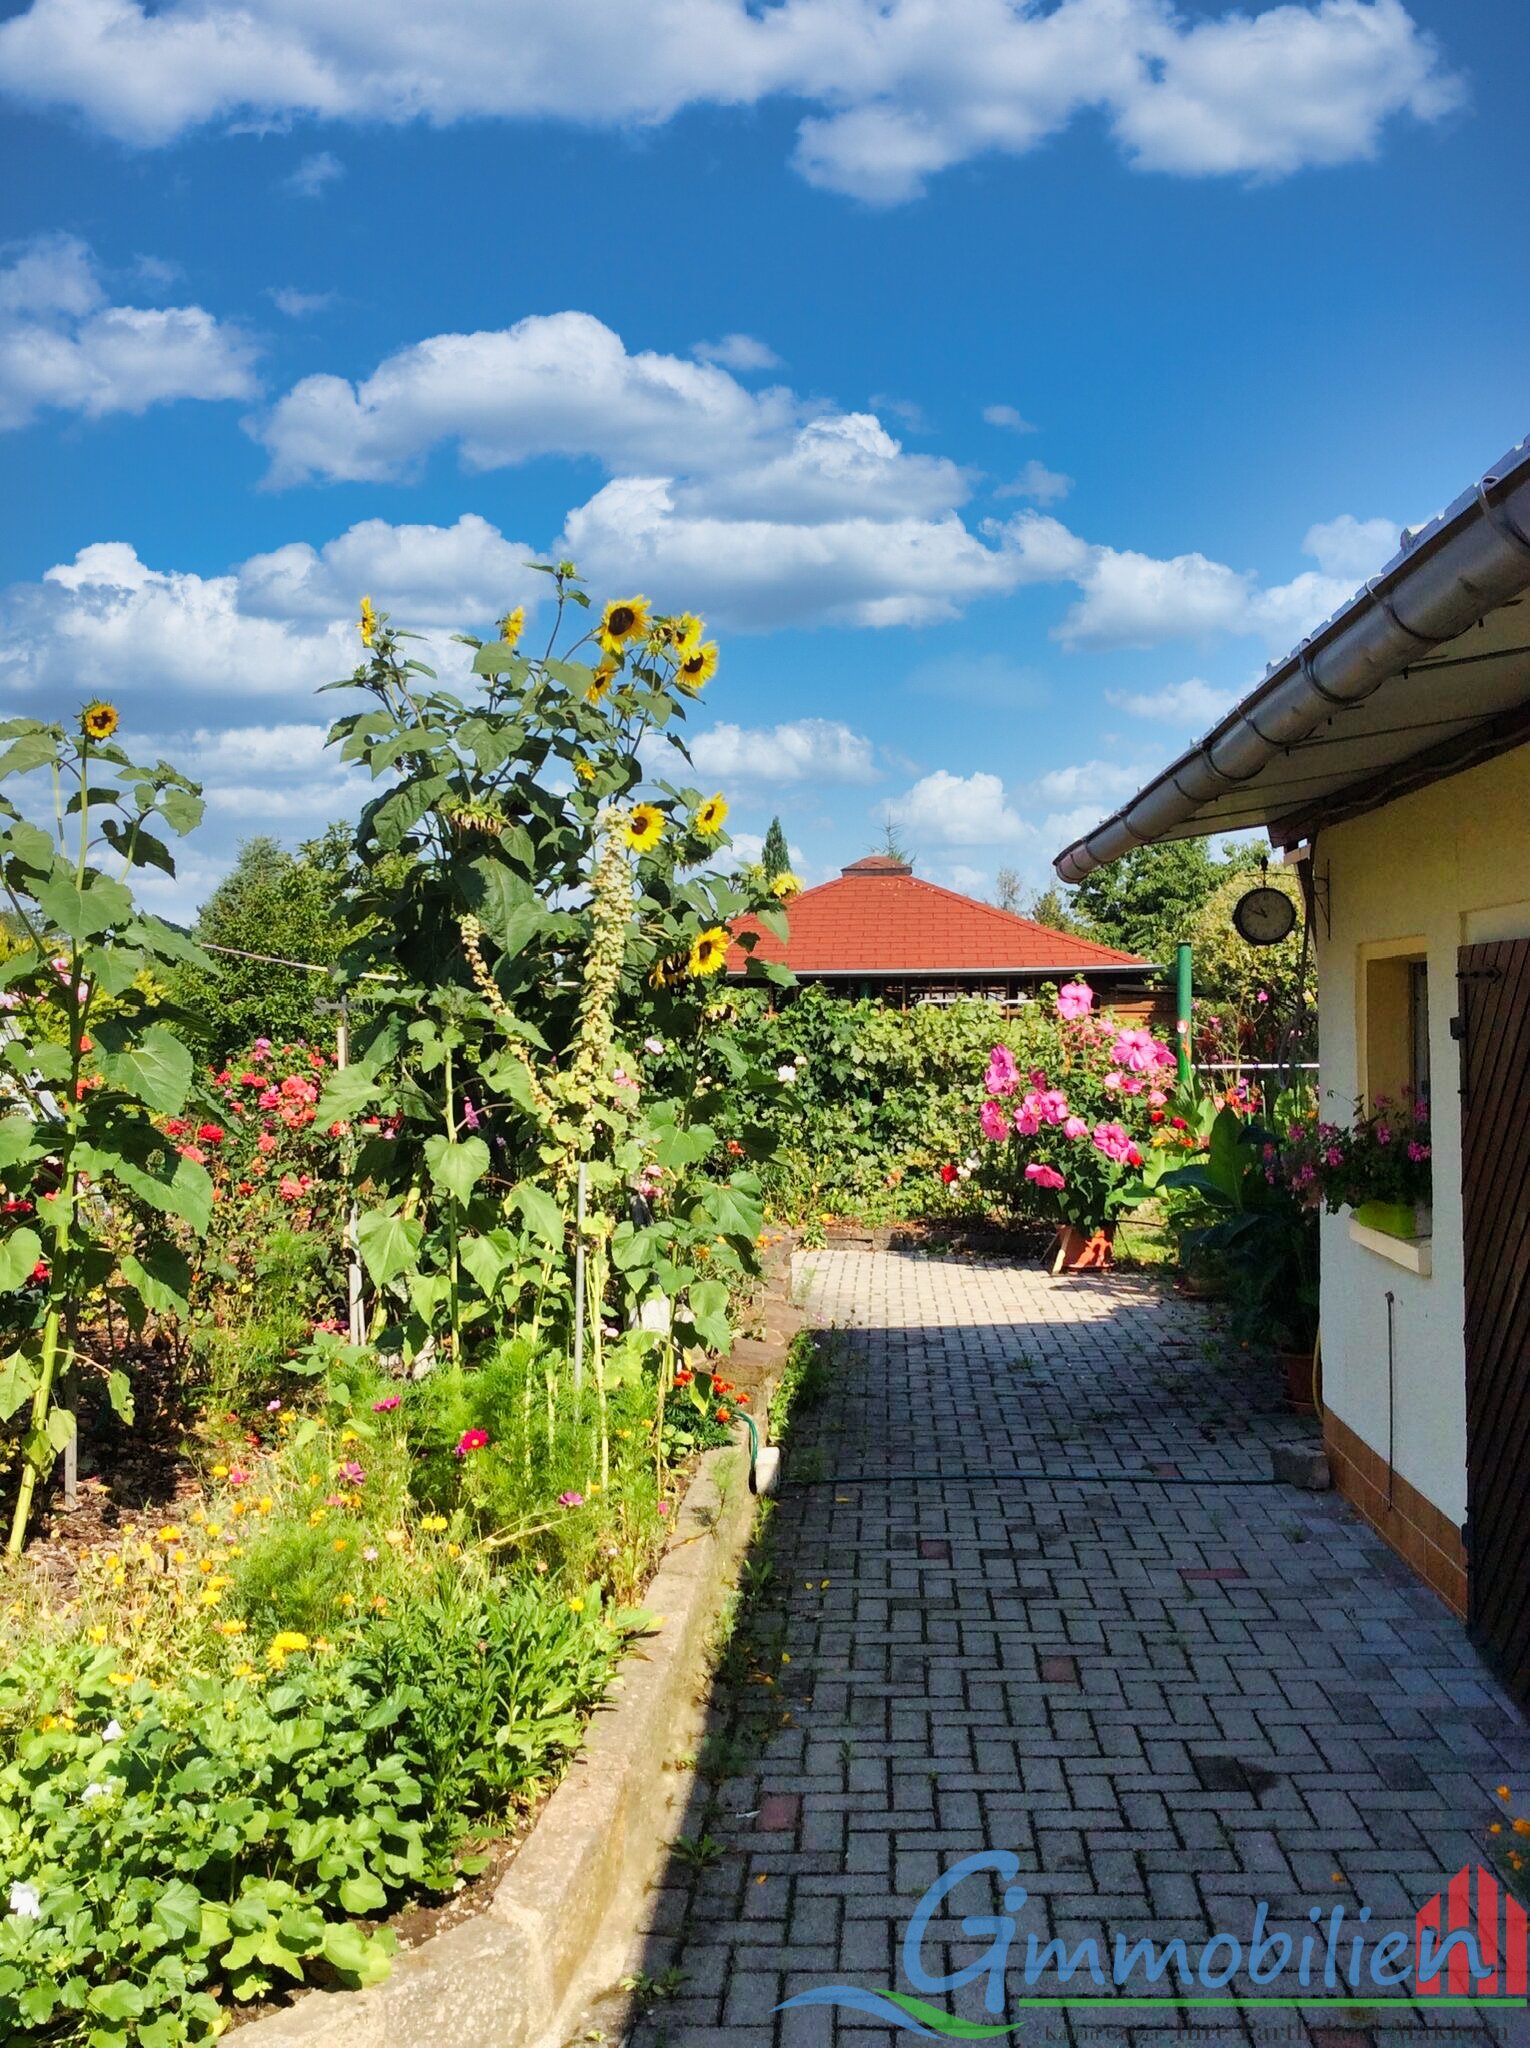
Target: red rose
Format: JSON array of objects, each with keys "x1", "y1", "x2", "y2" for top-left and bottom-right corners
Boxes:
[
  {"x1": 196, "y1": 1123, "x2": 225, "y2": 1145},
  {"x1": 939, "y1": 1163, "x2": 958, "y2": 1184}
]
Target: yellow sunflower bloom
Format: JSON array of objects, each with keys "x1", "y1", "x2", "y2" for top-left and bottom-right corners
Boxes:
[
  {"x1": 359, "y1": 596, "x2": 377, "y2": 646},
  {"x1": 586, "y1": 660, "x2": 618, "y2": 704},
  {"x1": 81, "y1": 700, "x2": 120, "y2": 742},
  {"x1": 769, "y1": 870, "x2": 803, "y2": 899},
  {"x1": 660, "y1": 612, "x2": 705, "y2": 654},
  {"x1": 694, "y1": 793, "x2": 729, "y2": 837},
  {"x1": 677, "y1": 641, "x2": 718, "y2": 692},
  {"x1": 688, "y1": 926, "x2": 729, "y2": 978},
  {"x1": 598, "y1": 595, "x2": 651, "y2": 654},
  {"x1": 573, "y1": 757, "x2": 596, "y2": 783},
  {"x1": 625, "y1": 803, "x2": 664, "y2": 853},
  {"x1": 497, "y1": 605, "x2": 525, "y2": 649}
]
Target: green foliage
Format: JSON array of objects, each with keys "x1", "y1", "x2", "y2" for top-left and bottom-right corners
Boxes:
[
  {"x1": 1072, "y1": 837, "x2": 1262, "y2": 962},
  {"x1": 0, "y1": 709, "x2": 214, "y2": 1553},
  {"x1": 759, "y1": 816, "x2": 790, "y2": 882}
]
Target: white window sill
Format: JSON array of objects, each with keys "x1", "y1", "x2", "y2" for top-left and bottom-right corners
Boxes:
[{"x1": 1348, "y1": 1217, "x2": 1432, "y2": 1276}]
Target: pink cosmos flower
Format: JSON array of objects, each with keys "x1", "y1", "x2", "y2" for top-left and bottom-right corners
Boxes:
[
  {"x1": 1024, "y1": 1163, "x2": 1066, "y2": 1191},
  {"x1": 228, "y1": 1468, "x2": 249, "y2": 1487},
  {"x1": 983, "y1": 1045, "x2": 1019, "y2": 1097},
  {"x1": 558, "y1": 1490, "x2": 585, "y2": 1508},
  {"x1": 373, "y1": 1395, "x2": 401, "y2": 1412},
  {"x1": 339, "y1": 1460, "x2": 366, "y2": 1486},
  {"x1": 455, "y1": 1429, "x2": 489, "y2": 1458},
  {"x1": 1408, "y1": 1141, "x2": 1431, "y2": 1162},
  {"x1": 979, "y1": 1099, "x2": 1009, "y2": 1142},
  {"x1": 1063, "y1": 1115, "x2": 1088, "y2": 1140},
  {"x1": 1056, "y1": 980, "x2": 1094, "y2": 1021}
]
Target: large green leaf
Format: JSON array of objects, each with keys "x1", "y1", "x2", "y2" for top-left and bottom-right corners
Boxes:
[
  {"x1": 120, "y1": 1244, "x2": 192, "y2": 1315},
  {"x1": 653, "y1": 1123, "x2": 714, "y2": 1171},
  {"x1": 158, "y1": 785, "x2": 205, "y2": 836},
  {"x1": 30, "y1": 868, "x2": 133, "y2": 942},
  {"x1": 0, "y1": 733, "x2": 59, "y2": 778},
  {"x1": 424, "y1": 1134, "x2": 490, "y2": 1206},
  {"x1": 463, "y1": 860, "x2": 547, "y2": 957},
  {"x1": 0, "y1": 1114, "x2": 41, "y2": 1170},
  {"x1": 513, "y1": 1182, "x2": 564, "y2": 1251},
  {"x1": 2, "y1": 819, "x2": 57, "y2": 872},
  {"x1": 458, "y1": 1230, "x2": 515, "y2": 1295},
  {"x1": 106, "y1": 1025, "x2": 194, "y2": 1115},
  {"x1": 0, "y1": 1226, "x2": 42, "y2": 1291},
  {"x1": 315, "y1": 1065, "x2": 380, "y2": 1123},
  {"x1": 357, "y1": 1208, "x2": 424, "y2": 1286},
  {"x1": 0, "y1": 1349, "x2": 38, "y2": 1422}
]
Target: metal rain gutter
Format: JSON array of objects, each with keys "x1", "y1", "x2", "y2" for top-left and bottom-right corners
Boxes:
[{"x1": 1053, "y1": 434, "x2": 1530, "y2": 885}]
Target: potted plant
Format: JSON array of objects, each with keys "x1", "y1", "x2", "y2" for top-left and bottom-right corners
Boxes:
[{"x1": 1287, "y1": 1095, "x2": 1432, "y2": 1240}]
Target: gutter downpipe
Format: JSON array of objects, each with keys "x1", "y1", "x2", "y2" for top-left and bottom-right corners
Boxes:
[{"x1": 1052, "y1": 436, "x2": 1530, "y2": 885}]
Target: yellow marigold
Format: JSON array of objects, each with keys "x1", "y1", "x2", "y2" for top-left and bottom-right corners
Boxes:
[
  {"x1": 568, "y1": 1597, "x2": 585, "y2": 1613},
  {"x1": 497, "y1": 606, "x2": 525, "y2": 650},
  {"x1": 359, "y1": 595, "x2": 377, "y2": 646},
  {"x1": 769, "y1": 870, "x2": 803, "y2": 900},
  {"x1": 676, "y1": 641, "x2": 718, "y2": 692},
  {"x1": 81, "y1": 700, "x2": 119, "y2": 741},
  {"x1": 420, "y1": 1515, "x2": 448, "y2": 1532},
  {"x1": 87, "y1": 1624, "x2": 107, "y2": 1644},
  {"x1": 257, "y1": 1497, "x2": 273, "y2": 1515},
  {"x1": 211, "y1": 1465, "x2": 228, "y2": 1479},
  {"x1": 155, "y1": 1526, "x2": 181, "y2": 1544},
  {"x1": 687, "y1": 926, "x2": 729, "y2": 978},
  {"x1": 446, "y1": 1543, "x2": 462, "y2": 1559},
  {"x1": 694, "y1": 793, "x2": 729, "y2": 837},
  {"x1": 215, "y1": 1619, "x2": 246, "y2": 1637},
  {"x1": 625, "y1": 804, "x2": 664, "y2": 854},
  {"x1": 598, "y1": 595, "x2": 650, "y2": 653}
]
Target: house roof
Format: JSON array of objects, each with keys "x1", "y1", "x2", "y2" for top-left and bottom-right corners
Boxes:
[
  {"x1": 1054, "y1": 432, "x2": 1530, "y2": 881},
  {"x1": 728, "y1": 858, "x2": 1151, "y2": 977}
]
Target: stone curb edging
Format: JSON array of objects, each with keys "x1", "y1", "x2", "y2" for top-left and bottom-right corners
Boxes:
[{"x1": 237, "y1": 1439, "x2": 765, "y2": 2048}]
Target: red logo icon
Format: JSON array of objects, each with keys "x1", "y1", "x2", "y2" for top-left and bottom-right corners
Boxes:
[{"x1": 1416, "y1": 1866, "x2": 1528, "y2": 1997}]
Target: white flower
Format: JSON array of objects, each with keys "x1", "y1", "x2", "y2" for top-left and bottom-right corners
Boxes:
[
  {"x1": 643, "y1": 1037, "x2": 664, "y2": 1055},
  {"x1": 9, "y1": 1881, "x2": 41, "y2": 1919},
  {"x1": 776, "y1": 1064, "x2": 798, "y2": 1085},
  {"x1": 793, "y1": 1053, "x2": 807, "y2": 1066},
  {"x1": 81, "y1": 1779, "x2": 120, "y2": 1805},
  {"x1": 101, "y1": 1720, "x2": 123, "y2": 1742}
]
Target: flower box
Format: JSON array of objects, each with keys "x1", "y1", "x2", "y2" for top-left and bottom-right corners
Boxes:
[{"x1": 1353, "y1": 1198, "x2": 1429, "y2": 1241}]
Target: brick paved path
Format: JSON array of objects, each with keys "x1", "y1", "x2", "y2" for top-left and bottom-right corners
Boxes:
[{"x1": 590, "y1": 1248, "x2": 1530, "y2": 2048}]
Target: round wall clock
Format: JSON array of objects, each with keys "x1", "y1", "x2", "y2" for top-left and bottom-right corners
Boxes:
[{"x1": 1232, "y1": 886, "x2": 1298, "y2": 946}]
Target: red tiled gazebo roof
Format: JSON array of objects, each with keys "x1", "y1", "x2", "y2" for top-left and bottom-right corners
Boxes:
[{"x1": 728, "y1": 857, "x2": 1151, "y2": 976}]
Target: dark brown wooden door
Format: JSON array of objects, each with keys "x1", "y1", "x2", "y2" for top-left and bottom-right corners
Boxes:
[{"x1": 1459, "y1": 939, "x2": 1530, "y2": 1713}]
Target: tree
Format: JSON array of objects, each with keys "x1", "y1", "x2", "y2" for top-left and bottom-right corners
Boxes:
[
  {"x1": 760, "y1": 816, "x2": 791, "y2": 882},
  {"x1": 171, "y1": 825, "x2": 358, "y2": 1055},
  {"x1": 991, "y1": 866, "x2": 1022, "y2": 912},
  {"x1": 1072, "y1": 839, "x2": 1229, "y2": 960},
  {"x1": 1025, "y1": 884, "x2": 1085, "y2": 935}
]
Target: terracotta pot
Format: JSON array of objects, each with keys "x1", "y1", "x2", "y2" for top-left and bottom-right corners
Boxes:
[
  {"x1": 1052, "y1": 1224, "x2": 1116, "y2": 1275},
  {"x1": 1280, "y1": 1347, "x2": 1316, "y2": 1413}
]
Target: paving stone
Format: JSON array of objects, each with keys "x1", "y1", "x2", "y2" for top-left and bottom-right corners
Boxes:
[{"x1": 586, "y1": 1248, "x2": 1530, "y2": 2048}]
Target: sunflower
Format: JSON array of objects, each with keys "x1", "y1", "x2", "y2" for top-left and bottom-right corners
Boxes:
[
  {"x1": 359, "y1": 596, "x2": 377, "y2": 647},
  {"x1": 624, "y1": 803, "x2": 664, "y2": 853},
  {"x1": 81, "y1": 701, "x2": 119, "y2": 742},
  {"x1": 659, "y1": 612, "x2": 705, "y2": 655},
  {"x1": 694, "y1": 793, "x2": 729, "y2": 837},
  {"x1": 586, "y1": 660, "x2": 618, "y2": 704},
  {"x1": 573, "y1": 757, "x2": 597, "y2": 783},
  {"x1": 648, "y1": 952, "x2": 688, "y2": 990},
  {"x1": 769, "y1": 870, "x2": 803, "y2": 900},
  {"x1": 688, "y1": 926, "x2": 729, "y2": 978},
  {"x1": 598, "y1": 595, "x2": 651, "y2": 654},
  {"x1": 676, "y1": 640, "x2": 719, "y2": 692},
  {"x1": 497, "y1": 606, "x2": 525, "y2": 650}
]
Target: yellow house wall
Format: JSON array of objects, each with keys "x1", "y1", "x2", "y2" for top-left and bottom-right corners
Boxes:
[{"x1": 1316, "y1": 742, "x2": 1530, "y2": 1528}]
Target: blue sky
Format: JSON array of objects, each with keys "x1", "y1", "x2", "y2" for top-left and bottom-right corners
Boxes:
[{"x1": 1, "y1": 0, "x2": 1526, "y2": 917}]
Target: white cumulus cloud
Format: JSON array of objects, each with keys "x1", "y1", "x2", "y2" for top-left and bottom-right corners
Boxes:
[
  {"x1": 689, "y1": 718, "x2": 878, "y2": 787},
  {"x1": 1105, "y1": 676, "x2": 1238, "y2": 726},
  {"x1": 0, "y1": 0, "x2": 1461, "y2": 201},
  {"x1": 886, "y1": 769, "x2": 1031, "y2": 848},
  {"x1": 0, "y1": 232, "x2": 257, "y2": 429},
  {"x1": 691, "y1": 332, "x2": 781, "y2": 371}
]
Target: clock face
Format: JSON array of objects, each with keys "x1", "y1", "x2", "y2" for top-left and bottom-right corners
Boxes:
[{"x1": 1232, "y1": 886, "x2": 1298, "y2": 947}]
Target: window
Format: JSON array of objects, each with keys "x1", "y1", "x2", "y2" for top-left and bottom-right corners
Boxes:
[{"x1": 1361, "y1": 945, "x2": 1429, "y2": 1107}]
